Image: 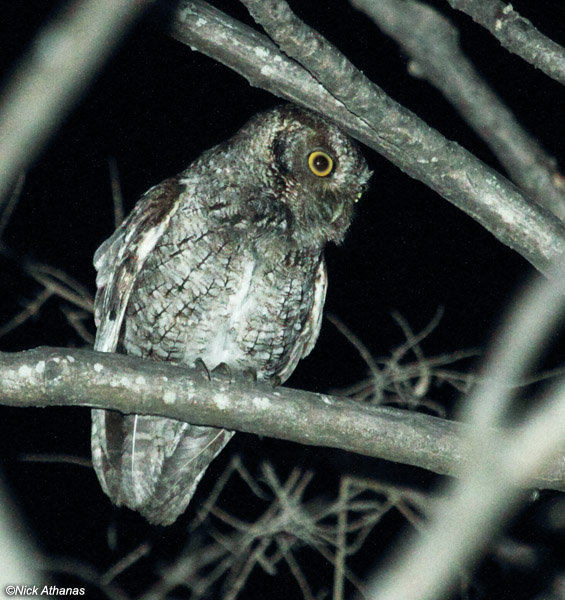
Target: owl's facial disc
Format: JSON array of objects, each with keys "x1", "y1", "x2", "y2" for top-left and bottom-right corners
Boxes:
[
  {"x1": 306, "y1": 149, "x2": 346, "y2": 223},
  {"x1": 268, "y1": 109, "x2": 371, "y2": 244}
]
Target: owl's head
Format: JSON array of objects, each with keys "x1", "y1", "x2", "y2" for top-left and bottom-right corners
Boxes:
[{"x1": 236, "y1": 104, "x2": 372, "y2": 245}]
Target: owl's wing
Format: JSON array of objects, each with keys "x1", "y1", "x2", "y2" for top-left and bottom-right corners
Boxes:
[
  {"x1": 301, "y1": 258, "x2": 328, "y2": 357},
  {"x1": 277, "y1": 258, "x2": 327, "y2": 383},
  {"x1": 93, "y1": 177, "x2": 184, "y2": 353},
  {"x1": 92, "y1": 177, "x2": 185, "y2": 503}
]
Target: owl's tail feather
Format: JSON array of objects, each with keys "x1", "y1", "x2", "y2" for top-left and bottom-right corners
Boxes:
[
  {"x1": 139, "y1": 422, "x2": 234, "y2": 525},
  {"x1": 91, "y1": 409, "x2": 233, "y2": 525}
]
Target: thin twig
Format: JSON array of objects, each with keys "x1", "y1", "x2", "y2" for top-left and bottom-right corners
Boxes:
[
  {"x1": 61, "y1": 307, "x2": 95, "y2": 344},
  {"x1": 334, "y1": 478, "x2": 348, "y2": 600},
  {"x1": 390, "y1": 309, "x2": 445, "y2": 400},
  {"x1": 326, "y1": 313, "x2": 384, "y2": 403},
  {"x1": 46, "y1": 556, "x2": 132, "y2": 600},
  {"x1": 0, "y1": 288, "x2": 53, "y2": 339},
  {"x1": 26, "y1": 261, "x2": 94, "y2": 313},
  {"x1": 19, "y1": 453, "x2": 92, "y2": 469},
  {"x1": 108, "y1": 157, "x2": 125, "y2": 229},
  {"x1": 0, "y1": 258, "x2": 94, "y2": 339},
  {"x1": 0, "y1": 173, "x2": 25, "y2": 242},
  {"x1": 100, "y1": 543, "x2": 152, "y2": 585}
]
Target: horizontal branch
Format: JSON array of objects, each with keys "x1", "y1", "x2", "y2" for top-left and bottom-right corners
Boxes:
[
  {"x1": 170, "y1": 1, "x2": 565, "y2": 277},
  {"x1": 0, "y1": 346, "x2": 563, "y2": 492}
]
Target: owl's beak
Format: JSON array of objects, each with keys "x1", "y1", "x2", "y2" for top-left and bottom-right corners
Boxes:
[{"x1": 330, "y1": 202, "x2": 344, "y2": 223}]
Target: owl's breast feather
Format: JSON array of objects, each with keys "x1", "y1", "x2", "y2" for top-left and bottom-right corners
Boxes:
[{"x1": 202, "y1": 257, "x2": 257, "y2": 368}]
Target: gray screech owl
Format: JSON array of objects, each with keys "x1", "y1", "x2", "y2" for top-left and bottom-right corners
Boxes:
[{"x1": 91, "y1": 104, "x2": 371, "y2": 525}]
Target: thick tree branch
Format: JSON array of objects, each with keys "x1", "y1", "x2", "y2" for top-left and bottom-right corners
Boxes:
[
  {"x1": 170, "y1": 1, "x2": 565, "y2": 277},
  {"x1": 354, "y1": 0, "x2": 565, "y2": 220},
  {"x1": 0, "y1": 346, "x2": 563, "y2": 492},
  {"x1": 446, "y1": 0, "x2": 565, "y2": 86}
]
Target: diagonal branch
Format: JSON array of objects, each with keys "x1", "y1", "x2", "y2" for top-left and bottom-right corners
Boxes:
[
  {"x1": 446, "y1": 0, "x2": 565, "y2": 86},
  {"x1": 170, "y1": 1, "x2": 565, "y2": 276},
  {"x1": 354, "y1": 0, "x2": 565, "y2": 219},
  {"x1": 0, "y1": 346, "x2": 563, "y2": 492}
]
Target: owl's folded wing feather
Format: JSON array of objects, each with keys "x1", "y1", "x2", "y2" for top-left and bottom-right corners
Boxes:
[
  {"x1": 277, "y1": 258, "x2": 327, "y2": 383},
  {"x1": 300, "y1": 258, "x2": 328, "y2": 358},
  {"x1": 94, "y1": 177, "x2": 185, "y2": 353},
  {"x1": 92, "y1": 177, "x2": 185, "y2": 501}
]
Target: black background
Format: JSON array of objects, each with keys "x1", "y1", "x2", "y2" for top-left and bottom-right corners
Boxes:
[{"x1": 0, "y1": 1, "x2": 563, "y2": 598}]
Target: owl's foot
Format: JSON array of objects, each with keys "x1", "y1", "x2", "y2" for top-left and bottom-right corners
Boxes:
[
  {"x1": 241, "y1": 367, "x2": 257, "y2": 383},
  {"x1": 270, "y1": 374, "x2": 282, "y2": 387},
  {"x1": 194, "y1": 358, "x2": 211, "y2": 381},
  {"x1": 211, "y1": 362, "x2": 232, "y2": 383},
  {"x1": 194, "y1": 360, "x2": 257, "y2": 385},
  {"x1": 194, "y1": 359, "x2": 234, "y2": 383}
]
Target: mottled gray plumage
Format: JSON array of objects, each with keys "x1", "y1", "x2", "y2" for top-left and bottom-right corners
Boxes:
[{"x1": 91, "y1": 104, "x2": 370, "y2": 525}]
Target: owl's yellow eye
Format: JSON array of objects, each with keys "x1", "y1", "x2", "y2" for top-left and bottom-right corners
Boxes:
[{"x1": 308, "y1": 151, "x2": 334, "y2": 177}]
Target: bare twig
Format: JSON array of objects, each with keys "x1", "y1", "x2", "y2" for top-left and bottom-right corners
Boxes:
[
  {"x1": 60, "y1": 307, "x2": 95, "y2": 344},
  {"x1": 0, "y1": 288, "x2": 54, "y2": 339},
  {"x1": 100, "y1": 543, "x2": 152, "y2": 586},
  {"x1": 332, "y1": 310, "x2": 470, "y2": 417},
  {"x1": 337, "y1": 349, "x2": 478, "y2": 401},
  {"x1": 132, "y1": 458, "x2": 437, "y2": 599},
  {"x1": 446, "y1": 0, "x2": 565, "y2": 85},
  {"x1": 107, "y1": 157, "x2": 125, "y2": 229},
  {"x1": 26, "y1": 261, "x2": 94, "y2": 313},
  {"x1": 334, "y1": 478, "x2": 348, "y2": 600},
  {"x1": 0, "y1": 262, "x2": 94, "y2": 344},
  {"x1": 191, "y1": 456, "x2": 269, "y2": 530},
  {"x1": 46, "y1": 556, "x2": 131, "y2": 600},
  {"x1": 19, "y1": 453, "x2": 92, "y2": 469},
  {"x1": 0, "y1": 173, "x2": 25, "y2": 242},
  {"x1": 390, "y1": 309, "x2": 444, "y2": 401},
  {"x1": 355, "y1": 0, "x2": 565, "y2": 219},
  {"x1": 0, "y1": 259, "x2": 94, "y2": 341},
  {"x1": 326, "y1": 313, "x2": 385, "y2": 403}
]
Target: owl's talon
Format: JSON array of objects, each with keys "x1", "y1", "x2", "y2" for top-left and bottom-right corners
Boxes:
[
  {"x1": 270, "y1": 374, "x2": 282, "y2": 387},
  {"x1": 242, "y1": 367, "x2": 258, "y2": 383},
  {"x1": 194, "y1": 358, "x2": 211, "y2": 382},
  {"x1": 211, "y1": 362, "x2": 232, "y2": 383}
]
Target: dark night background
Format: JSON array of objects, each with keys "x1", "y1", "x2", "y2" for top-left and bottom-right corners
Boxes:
[{"x1": 0, "y1": 1, "x2": 563, "y2": 598}]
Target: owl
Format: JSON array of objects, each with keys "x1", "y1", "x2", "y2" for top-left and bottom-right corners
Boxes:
[{"x1": 91, "y1": 104, "x2": 371, "y2": 525}]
